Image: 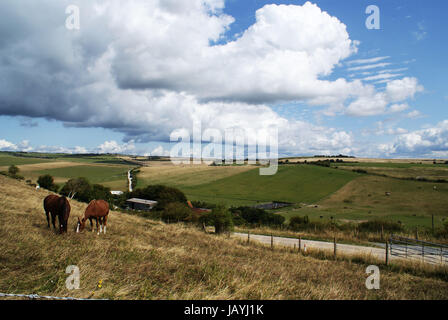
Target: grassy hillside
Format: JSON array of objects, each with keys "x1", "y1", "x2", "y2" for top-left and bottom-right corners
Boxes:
[
  {"x1": 0, "y1": 153, "x2": 55, "y2": 166},
  {"x1": 0, "y1": 153, "x2": 133, "y2": 191},
  {"x1": 32, "y1": 164, "x2": 133, "y2": 186},
  {"x1": 136, "y1": 163, "x2": 254, "y2": 188},
  {"x1": 1, "y1": 175, "x2": 448, "y2": 300},
  {"x1": 182, "y1": 165, "x2": 359, "y2": 206}
]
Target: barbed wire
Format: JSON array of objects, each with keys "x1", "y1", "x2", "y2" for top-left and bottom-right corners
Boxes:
[{"x1": 0, "y1": 292, "x2": 108, "y2": 301}]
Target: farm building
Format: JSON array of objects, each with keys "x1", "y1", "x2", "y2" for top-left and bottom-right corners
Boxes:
[
  {"x1": 187, "y1": 201, "x2": 212, "y2": 214},
  {"x1": 126, "y1": 198, "x2": 158, "y2": 211}
]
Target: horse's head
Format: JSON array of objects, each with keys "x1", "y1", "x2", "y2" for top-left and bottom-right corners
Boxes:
[{"x1": 76, "y1": 217, "x2": 86, "y2": 233}]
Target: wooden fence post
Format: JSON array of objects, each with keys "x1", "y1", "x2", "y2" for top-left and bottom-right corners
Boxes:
[
  {"x1": 271, "y1": 233, "x2": 274, "y2": 250},
  {"x1": 299, "y1": 236, "x2": 302, "y2": 254},
  {"x1": 422, "y1": 242, "x2": 425, "y2": 263},
  {"x1": 333, "y1": 237, "x2": 337, "y2": 258},
  {"x1": 432, "y1": 214, "x2": 434, "y2": 235},
  {"x1": 385, "y1": 241, "x2": 389, "y2": 266},
  {"x1": 247, "y1": 231, "x2": 250, "y2": 244}
]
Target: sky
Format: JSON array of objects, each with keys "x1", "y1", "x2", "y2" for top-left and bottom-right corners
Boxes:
[{"x1": 0, "y1": 0, "x2": 447, "y2": 158}]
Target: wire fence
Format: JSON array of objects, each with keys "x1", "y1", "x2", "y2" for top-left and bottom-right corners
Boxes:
[
  {"x1": 0, "y1": 292, "x2": 108, "y2": 300},
  {"x1": 389, "y1": 234, "x2": 448, "y2": 265}
]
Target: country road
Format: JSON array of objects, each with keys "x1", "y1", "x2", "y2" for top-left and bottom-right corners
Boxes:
[
  {"x1": 233, "y1": 232, "x2": 448, "y2": 266},
  {"x1": 233, "y1": 232, "x2": 388, "y2": 260}
]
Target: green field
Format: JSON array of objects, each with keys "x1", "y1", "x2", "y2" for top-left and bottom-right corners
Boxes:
[
  {"x1": 33, "y1": 165, "x2": 132, "y2": 185},
  {"x1": 2, "y1": 152, "x2": 447, "y2": 231},
  {"x1": 0, "y1": 153, "x2": 54, "y2": 166},
  {"x1": 0, "y1": 152, "x2": 132, "y2": 166},
  {"x1": 181, "y1": 165, "x2": 360, "y2": 206},
  {"x1": 276, "y1": 174, "x2": 448, "y2": 229},
  {"x1": 0, "y1": 152, "x2": 133, "y2": 190}
]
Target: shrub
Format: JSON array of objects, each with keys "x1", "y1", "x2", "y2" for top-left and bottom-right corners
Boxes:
[
  {"x1": 229, "y1": 210, "x2": 246, "y2": 226},
  {"x1": 91, "y1": 184, "x2": 112, "y2": 203},
  {"x1": 230, "y1": 206, "x2": 285, "y2": 227},
  {"x1": 8, "y1": 165, "x2": 19, "y2": 176},
  {"x1": 37, "y1": 174, "x2": 58, "y2": 192},
  {"x1": 5, "y1": 165, "x2": 24, "y2": 180},
  {"x1": 191, "y1": 201, "x2": 217, "y2": 209},
  {"x1": 357, "y1": 220, "x2": 403, "y2": 233},
  {"x1": 289, "y1": 215, "x2": 310, "y2": 228},
  {"x1": 161, "y1": 202, "x2": 192, "y2": 223},
  {"x1": 129, "y1": 185, "x2": 187, "y2": 210},
  {"x1": 207, "y1": 205, "x2": 233, "y2": 234}
]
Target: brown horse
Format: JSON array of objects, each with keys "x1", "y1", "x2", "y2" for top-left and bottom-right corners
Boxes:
[
  {"x1": 76, "y1": 200, "x2": 109, "y2": 235},
  {"x1": 43, "y1": 195, "x2": 71, "y2": 234}
]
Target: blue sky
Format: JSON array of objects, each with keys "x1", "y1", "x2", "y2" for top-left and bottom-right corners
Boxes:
[{"x1": 0, "y1": 0, "x2": 447, "y2": 158}]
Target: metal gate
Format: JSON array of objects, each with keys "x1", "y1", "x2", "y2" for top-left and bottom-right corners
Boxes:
[{"x1": 389, "y1": 235, "x2": 448, "y2": 265}]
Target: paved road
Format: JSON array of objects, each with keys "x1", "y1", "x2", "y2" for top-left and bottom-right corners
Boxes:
[
  {"x1": 234, "y1": 232, "x2": 388, "y2": 260},
  {"x1": 234, "y1": 232, "x2": 448, "y2": 265}
]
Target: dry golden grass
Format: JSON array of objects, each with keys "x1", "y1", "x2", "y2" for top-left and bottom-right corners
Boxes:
[
  {"x1": 0, "y1": 175, "x2": 447, "y2": 300},
  {"x1": 0, "y1": 161, "x2": 88, "y2": 173},
  {"x1": 137, "y1": 162, "x2": 254, "y2": 187}
]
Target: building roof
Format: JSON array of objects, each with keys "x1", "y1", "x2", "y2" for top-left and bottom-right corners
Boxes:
[{"x1": 126, "y1": 198, "x2": 158, "y2": 205}]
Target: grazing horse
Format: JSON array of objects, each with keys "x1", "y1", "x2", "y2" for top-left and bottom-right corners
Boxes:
[
  {"x1": 43, "y1": 194, "x2": 71, "y2": 234},
  {"x1": 76, "y1": 200, "x2": 109, "y2": 235}
]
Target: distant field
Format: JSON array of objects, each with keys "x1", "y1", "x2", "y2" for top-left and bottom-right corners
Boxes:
[
  {"x1": 277, "y1": 174, "x2": 448, "y2": 229},
  {"x1": 137, "y1": 163, "x2": 254, "y2": 188},
  {"x1": 0, "y1": 153, "x2": 133, "y2": 190},
  {"x1": 333, "y1": 163, "x2": 448, "y2": 181},
  {"x1": 32, "y1": 164, "x2": 132, "y2": 186},
  {"x1": 0, "y1": 154, "x2": 54, "y2": 166},
  {"x1": 0, "y1": 152, "x2": 132, "y2": 166},
  {"x1": 182, "y1": 165, "x2": 360, "y2": 206},
  {"x1": 3, "y1": 152, "x2": 448, "y2": 231},
  {"x1": 333, "y1": 161, "x2": 446, "y2": 169}
]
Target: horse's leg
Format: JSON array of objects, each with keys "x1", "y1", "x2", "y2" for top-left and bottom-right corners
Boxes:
[
  {"x1": 62, "y1": 215, "x2": 68, "y2": 233},
  {"x1": 103, "y1": 216, "x2": 108, "y2": 234},
  {"x1": 89, "y1": 217, "x2": 94, "y2": 232},
  {"x1": 57, "y1": 214, "x2": 63, "y2": 234},
  {"x1": 45, "y1": 210, "x2": 50, "y2": 228},
  {"x1": 96, "y1": 217, "x2": 100, "y2": 235},
  {"x1": 51, "y1": 213, "x2": 56, "y2": 230},
  {"x1": 99, "y1": 217, "x2": 103, "y2": 234}
]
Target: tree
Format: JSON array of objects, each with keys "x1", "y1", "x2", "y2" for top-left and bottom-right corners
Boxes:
[
  {"x1": 161, "y1": 202, "x2": 192, "y2": 223},
  {"x1": 91, "y1": 184, "x2": 112, "y2": 203},
  {"x1": 129, "y1": 185, "x2": 187, "y2": 210},
  {"x1": 60, "y1": 177, "x2": 92, "y2": 202},
  {"x1": 289, "y1": 216, "x2": 310, "y2": 230},
  {"x1": 8, "y1": 165, "x2": 19, "y2": 176},
  {"x1": 208, "y1": 205, "x2": 233, "y2": 234},
  {"x1": 230, "y1": 206, "x2": 285, "y2": 227},
  {"x1": 37, "y1": 174, "x2": 57, "y2": 191}
]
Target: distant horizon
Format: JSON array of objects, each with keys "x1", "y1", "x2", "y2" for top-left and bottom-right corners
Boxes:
[
  {"x1": 1, "y1": 150, "x2": 447, "y2": 161},
  {"x1": 1, "y1": 1, "x2": 447, "y2": 158}
]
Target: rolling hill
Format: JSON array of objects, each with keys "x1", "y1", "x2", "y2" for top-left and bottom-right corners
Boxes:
[{"x1": 0, "y1": 174, "x2": 447, "y2": 300}]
